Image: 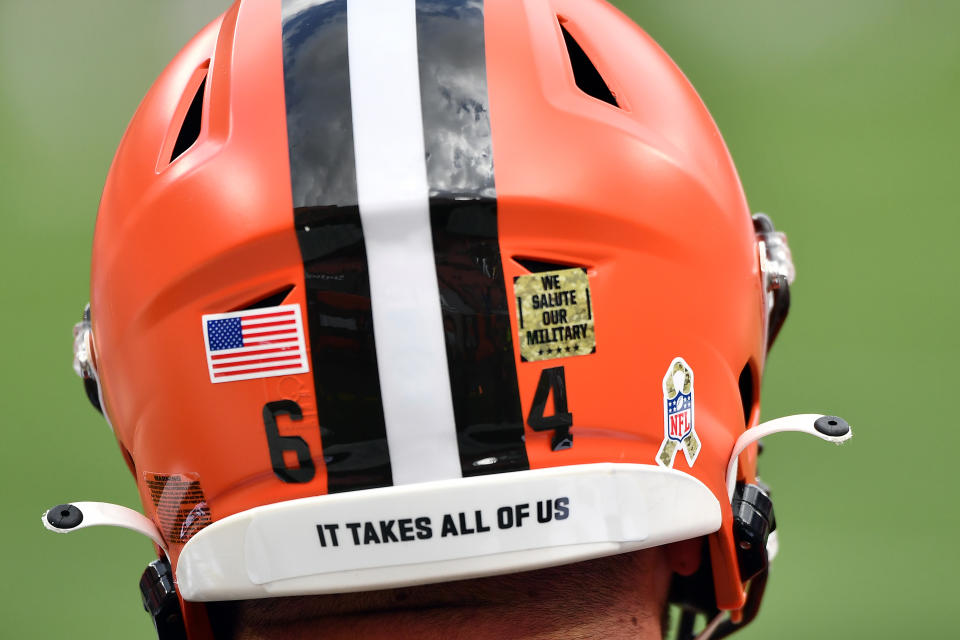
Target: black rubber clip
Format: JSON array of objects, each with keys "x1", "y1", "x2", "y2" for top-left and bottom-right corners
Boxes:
[{"x1": 140, "y1": 559, "x2": 188, "y2": 640}]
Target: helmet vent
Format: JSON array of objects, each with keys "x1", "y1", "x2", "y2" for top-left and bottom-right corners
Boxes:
[
  {"x1": 235, "y1": 285, "x2": 295, "y2": 311},
  {"x1": 558, "y1": 20, "x2": 618, "y2": 108},
  {"x1": 738, "y1": 361, "x2": 756, "y2": 428},
  {"x1": 513, "y1": 257, "x2": 584, "y2": 273},
  {"x1": 169, "y1": 72, "x2": 207, "y2": 162}
]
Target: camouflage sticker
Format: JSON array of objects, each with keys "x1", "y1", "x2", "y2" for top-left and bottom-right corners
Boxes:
[
  {"x1": 514, "y1": 268, "x2": 595, "y2": 362},
  {"x1": 656, "y1": 357, "x2": 701, "y2": 468}
]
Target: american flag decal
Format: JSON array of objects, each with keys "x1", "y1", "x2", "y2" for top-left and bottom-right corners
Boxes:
[{"x1": 202, "y1": 304, "x2": 309, "y2": 383}]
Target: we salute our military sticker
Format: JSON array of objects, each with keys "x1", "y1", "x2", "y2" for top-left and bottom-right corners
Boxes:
[
  {"x1": 514, "y1": 268, "x2": 595, "y2": 362},
  {"x1": 656, "y1": 357, "x2": 701, "y2": 468}
]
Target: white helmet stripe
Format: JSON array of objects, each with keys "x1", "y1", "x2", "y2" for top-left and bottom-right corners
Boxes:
[{"x1": 348, "y1": 0, "x2": 462, "y2": 484}]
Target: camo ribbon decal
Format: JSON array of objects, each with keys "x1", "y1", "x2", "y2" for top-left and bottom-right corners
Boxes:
[{"x1": 656, "y1": 357, "x2": 701, "y2": 468}]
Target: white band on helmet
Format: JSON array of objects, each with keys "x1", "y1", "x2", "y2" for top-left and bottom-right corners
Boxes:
[
  {"x1": 42, "y1": 501, "x2": 167, "y2": 552},
  {"x1": 176, "y1": 463, "x2": 721, "y2": 601},
  {"x1": 725, "y1": 414, "x2": 852, "y2": 501}
]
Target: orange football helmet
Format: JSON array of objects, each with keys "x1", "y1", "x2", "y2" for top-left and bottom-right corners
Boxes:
[{"x1": 45, "y1": 1, "x2": 850, "y2": 638}]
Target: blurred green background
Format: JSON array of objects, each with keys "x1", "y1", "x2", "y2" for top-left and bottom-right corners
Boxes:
[{"x1": 2, "y1": 0, "x2": 956, "y2": 637}]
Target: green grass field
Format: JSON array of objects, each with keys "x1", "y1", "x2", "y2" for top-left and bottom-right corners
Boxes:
[{"x1": 2, "y1": 1, "x2": 957, "y2": 637}]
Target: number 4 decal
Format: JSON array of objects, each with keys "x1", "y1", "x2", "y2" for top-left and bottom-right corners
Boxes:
[{"x1": 527, "y1": 366, "x2": 574, "y2": 451}]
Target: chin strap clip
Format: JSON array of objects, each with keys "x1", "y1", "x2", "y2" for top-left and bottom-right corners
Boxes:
[
  {"x1": 141, "y1": 559, "x2": 189, "y2": 640},
  {"x1": 679, "y1": 413, "x2": 853, "y2": 640},
  {"x1": 731, "y1": 483, "x2": 775, "y2": 584},
  {"x1": 42, "y1": 502, "x2": 183, "y2": 639}
]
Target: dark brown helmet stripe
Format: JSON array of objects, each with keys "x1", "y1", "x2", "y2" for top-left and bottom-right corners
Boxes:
[
  {"x1": 415, "y1": 0, "x2": 531, "y2": 476},
  {"x1": 281, "y1": 0, "x2": 392, "y2": 493}
]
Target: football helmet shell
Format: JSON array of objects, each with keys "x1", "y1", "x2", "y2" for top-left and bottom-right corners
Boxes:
[{"x1": 45, "y1": 1, "x2": 851, "y2": 638}]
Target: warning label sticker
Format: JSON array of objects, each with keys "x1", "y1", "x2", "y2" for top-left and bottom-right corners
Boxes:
[
  {"x1": 514, "y1": 268, "x2": 595, "y2": 362},
  {"x1": 143, "y1": 471, "x2": 212, "y2": 545}
]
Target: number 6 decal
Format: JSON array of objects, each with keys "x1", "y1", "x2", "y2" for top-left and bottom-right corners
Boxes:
[
  {"x1": 263, "y1": 400, "x2": 315, "y2": 483},
  {"x1": 527, "y1": 366, "x2": 574, "y2": 451}
]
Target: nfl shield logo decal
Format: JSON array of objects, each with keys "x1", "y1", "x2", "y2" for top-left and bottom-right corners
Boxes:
[
  {"x1": 657, "y1": 357, "x2": 701, "y2": 468},
  {"x1": 666, "y1": 391, "x2": 693, "y2": 442}
]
